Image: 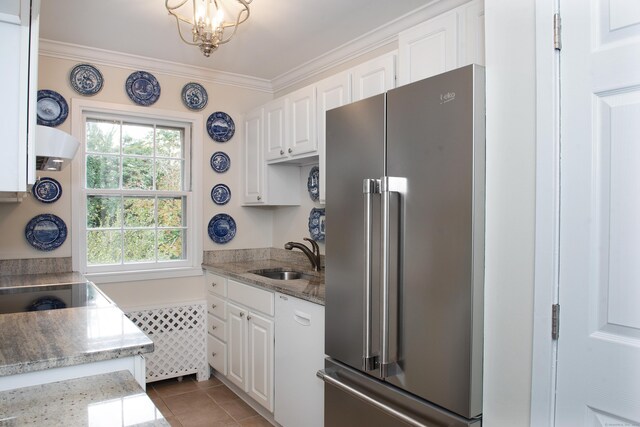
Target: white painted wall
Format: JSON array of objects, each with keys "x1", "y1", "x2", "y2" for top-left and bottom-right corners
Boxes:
[{"x1": 483, "y1": 0, "x2": 536, "y2": 425}]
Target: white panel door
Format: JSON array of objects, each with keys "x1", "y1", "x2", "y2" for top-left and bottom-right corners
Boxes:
[
  {"x1": 316, "y1": 72, "x2": 351, "y2": 205},
  {"x1": 351, "y1": 52, "x2": 396, "y2": 102},
  {"x1": 398, "y1": 8, "x2": 458, "y2": 85},
  {"x1": 556, "y1": 0, "x2": 640, "y2": 424},
  {"x1": 247, "y1": 311, "x2": 273, "y2": 412},
  {"x1": 242, "y1": 108, "x2": 265, "y2": 205},
  {"x1": 289, "y1": 85, "x2": 317, "y2": 157},
  {"x1": 227, "y1": 302, "x2": 247, "y2": 391},
  {"x1": 264, "y1": 97, "x2": 289, "y2": 162}
]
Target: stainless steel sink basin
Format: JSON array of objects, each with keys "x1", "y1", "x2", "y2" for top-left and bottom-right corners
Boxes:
[{"x1": 250, "y1": 268, "x2": 314, "y2": 281}]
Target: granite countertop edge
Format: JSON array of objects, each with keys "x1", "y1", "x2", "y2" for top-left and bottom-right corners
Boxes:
[{"x1": 202, "y1": 260, "x2": 325, "y2": 305}]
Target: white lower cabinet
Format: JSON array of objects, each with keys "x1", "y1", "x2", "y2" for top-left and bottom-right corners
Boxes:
[{"x1": 274, "y1": 293, "x2": 325, "y2": 427}]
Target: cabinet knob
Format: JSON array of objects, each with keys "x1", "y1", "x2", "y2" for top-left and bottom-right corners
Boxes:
[
  {"x1": 211, "y1": 352, "x2": 217, "y2": 357},
  {"x1": 280, "y1": 150, "x2": 284, "y2": 155},
  {"x1": 211, "y1": 282, "x2": 217, "y2": 287},
  {"x1": 247, "y1": 315, "x2": 252, "y2": 320},
  {"x1": 211, "y1": 325, "x2": 217, "y2": 330},
  {"x1": 257, "y1": 195, "x2": 262, "y2": 201},
  {"x1": 211, "y1": 304, "x2": 217, "y2": 309},
  {"x1": 279, "y1": 295, "x2": 288, "y2": 300},
  {"x1": 288, "y1": 148, "x2": 293, "y2": 153},
  {"x1": 240, "y1": 312, "x2": 245, "y2": 317}
]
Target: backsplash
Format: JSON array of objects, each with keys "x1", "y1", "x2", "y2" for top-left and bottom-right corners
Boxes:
[
  {"x1": 203, "y1": 248, "x2": 324, "y2": 268},
  {"x1": 0, "y1": 257, "x2": 72, "y2": 276}
]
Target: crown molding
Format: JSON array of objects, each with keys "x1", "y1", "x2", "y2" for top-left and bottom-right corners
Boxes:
[
  {"x1": 271, "y1": 0, "x2": 469, "y2": 92},
  {"x1": 39, "y1": 39, "x2": 273, "y2": 93}
]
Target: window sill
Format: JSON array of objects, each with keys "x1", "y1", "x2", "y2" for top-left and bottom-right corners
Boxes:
[{"x1": 85, "y1": 266, "x2": 203, "y2": 284}]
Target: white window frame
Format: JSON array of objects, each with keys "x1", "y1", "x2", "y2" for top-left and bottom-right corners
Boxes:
[{"x1": 71, "y1": 99, "x2": 203, "y2": 284}]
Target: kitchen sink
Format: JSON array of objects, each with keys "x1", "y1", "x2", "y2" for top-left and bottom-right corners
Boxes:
[{"x1": 250, "y1": 268, "x2": 315, "y2": 281}]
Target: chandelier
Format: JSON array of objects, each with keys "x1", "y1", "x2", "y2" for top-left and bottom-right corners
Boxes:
[{"x1": 165, "y1": 0, "x2": 252, "y2": 57}]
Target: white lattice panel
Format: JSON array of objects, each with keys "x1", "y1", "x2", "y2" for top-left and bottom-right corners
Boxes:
[{"x1": 125, "y1": 302, "x2": 209, "y2": 383}]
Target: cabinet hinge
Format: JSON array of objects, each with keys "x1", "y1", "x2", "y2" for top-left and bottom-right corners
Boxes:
[
  {"x1": 553, "y1": 13, "x2": 562, "y2": 50},
  {"x1": 552, "y1": 304, "x2": 560, "y2": 340}
]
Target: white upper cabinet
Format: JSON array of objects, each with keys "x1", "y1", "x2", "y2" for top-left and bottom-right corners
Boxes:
[
  {"x1": 264, "y1": 97, "x2": 289, "y2": 162},
  {"x1": 287, "y1": 85, "x2": 317, "y2": 159},
  {"x1": 351, "y1": 52, "x2": 396, "y2": 102},
  {"x1": 398, "y1": 0, "x2": 484, "y2": 86},
  {"x1": 316, "y1": 72, "x2": 352, "y2": 205},
  {"x1": 0, "y1": 0, "x2": 39, "y2": 194},
  {"x1": 242, "y1": 108, "x2": 264, "y2": 204}
]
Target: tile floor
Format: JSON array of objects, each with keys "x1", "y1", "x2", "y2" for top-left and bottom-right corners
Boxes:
[{"x1": 146, "y1": 374, "x2": 273, "y2": 427}]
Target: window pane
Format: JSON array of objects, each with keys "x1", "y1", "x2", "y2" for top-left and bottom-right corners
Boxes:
[
  {"x1": 124, "y1": 197, "x2": 155, "y2": 227},
  {"x1": 86, "y1": 155, "x2": 120, "y2": 189},
  {"x1": 87, "y1": 196, "x2": 121, "y2": 228},
  {"x1": 156, "y1": 159, "x2": 183, "y2": 191},
  {"x1": 158, "y1": 197, "x2": 184, "y2": 227},
  {"x1": 86, "y1": 120, "x2": 120, "y2": 154},
  {"x1": 124, "y1": 230, "x2": 155, "y2": 263},
  {"x1": 156, "y1": 127, "x2": 183, "y2": 158},
  {"x1": 122, "y1": 123, "x2": 153, "y2": 156},
  {"x1": 158, "y1": 229, "x2": 184, "y2": 261},
  {"x1": 122, "y1": 157, "x2": 153, "y2": 190},
  {"x1": 87, "y1": 230, "x2": 122, "y2": 265}
]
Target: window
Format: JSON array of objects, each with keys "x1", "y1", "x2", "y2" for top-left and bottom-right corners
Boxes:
[{"x1": 72, "y1": 101, "x2": 203, "y2": 281}]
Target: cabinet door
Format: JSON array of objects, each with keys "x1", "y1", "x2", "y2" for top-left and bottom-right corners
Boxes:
[
  {"x1": 316, "y1": 72, "x2": 351, "y2": 205},
  {"x1": 289, "y1": 85, "x2": 317, "y2": 157},
  {"x1": 460, "y1": 0, "x2": 485, "y2": 67},
  {"x1": 243, "y1": 108, "x2": 265, "y2": 205},
  {"x1": 227, "y1": 302, "x2": 248, "y2": 390},
  {"x1": 351, "y1": 52, "x2": 396, "y2": 102},
  {"x1": 264, "y1": 97, "x2": 289, "y2": 162},
  {"x1": 398, "y1": 8, "x2": 458, "y2": 85},
  {"x1": 247, "y1": 311, "x2": 274, "y2": 412}
]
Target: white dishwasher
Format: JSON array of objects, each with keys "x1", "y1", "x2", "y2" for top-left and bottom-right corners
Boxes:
[{"x1": 274, "y1": 292, "x2": 325, "y2": 427}]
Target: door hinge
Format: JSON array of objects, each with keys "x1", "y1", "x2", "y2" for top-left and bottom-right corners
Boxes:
[
  {"x1": 553, "y1": 13, "x2": 562, "y2": 50},
  {"x1": 552, "y1": 304, "x2": 560, "y2": 340}
]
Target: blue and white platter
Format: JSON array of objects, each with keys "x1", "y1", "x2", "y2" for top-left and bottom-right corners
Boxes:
[
  {"x1": 210, "y1": 151, "x2": 230, "y2": 173},
  {"x1": 125, "y1": 71, "x2": 161, "y2": 106},
  {"x1": 69, "y1": 63, "x2": 103, "y2": 96},
  {"x1": 211, "y1": 184, "x2": 231, "y2": 205},
  {"x1": 25, "y1": 214, "x2": 67, "y2": 251},
  {"x1": 308, "y1": 208, "x2": 326, "y2": 242},
  {"x1": 37, "y1": 90, "x2": 68, "y2": 127},
  {"x1": 28, "y1": 296, "x2": 67, "y2": 311},
  {"x1": 207, "y1": 112, "x2": 235, "y2": 142},
  {"x1": 208, "y1": 213, "x2": 236, "y2": 244},
  {"x1": 182, "y1": 82, "x2": 208, "y2": 110},
  {"x1": 32, "y1": 177, "x2": 62, "y2": 204},
  {"x1": 307, "y1": 166, "x2": 319, "y2": 201}
]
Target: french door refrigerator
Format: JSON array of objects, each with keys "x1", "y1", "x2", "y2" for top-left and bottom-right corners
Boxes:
[{"x1": 318, "y1": 64, "x2": 485, "y2": 426}]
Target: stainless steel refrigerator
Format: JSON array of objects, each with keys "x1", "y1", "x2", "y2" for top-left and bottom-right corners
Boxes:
[{"x1": 318, "y1": 64, "x2": 485, "y2": 426}]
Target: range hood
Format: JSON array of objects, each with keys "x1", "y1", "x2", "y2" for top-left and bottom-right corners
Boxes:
[{"x1": 35, "y1": 125, "x2": 80, "y2": 171}]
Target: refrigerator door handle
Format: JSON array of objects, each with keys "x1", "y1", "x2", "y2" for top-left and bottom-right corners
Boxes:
[
  {"x1": 317, "y1": 369, "x2": 428, "y2": 427},
  {"x1": 362, "y1": 178, "x2": 380, "y2": 372},
  {"x1": 380, "y1": 176, "x2": 407, "y2": 378}
]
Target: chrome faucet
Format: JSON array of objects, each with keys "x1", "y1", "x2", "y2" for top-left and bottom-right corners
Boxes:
[{"x1": 284, "y1": 238, "x2": 322, "y2": 271}]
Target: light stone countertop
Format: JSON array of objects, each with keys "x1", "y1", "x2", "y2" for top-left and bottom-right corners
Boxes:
[
  {"x1": 203, "y1": 259, "x2": 325, "y2": 305},
  {"x1": 0, "y1": 370, "x2": 169, "y2": 426},
  {"x1": 0, "y1": 272, "x2": 86, "y2": 289}
]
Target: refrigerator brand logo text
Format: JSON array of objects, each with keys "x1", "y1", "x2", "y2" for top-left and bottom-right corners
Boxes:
[{"x1": 440, "y1": 92, "x2": 456, "y2": 104}]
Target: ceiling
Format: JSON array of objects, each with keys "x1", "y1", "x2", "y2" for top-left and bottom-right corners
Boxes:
[{"x1": 40, "y1": 0, "x2": 429, "y2": 82}]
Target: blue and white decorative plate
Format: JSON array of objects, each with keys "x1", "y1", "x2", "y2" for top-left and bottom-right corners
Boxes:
[
  {"x1": 182, "y1": 82, "x2": 208, "y2": 110},
  {"x1": 28, "y1": 296, "x2": 67, "y2": 311},
  {"x1": 25, "y1": 214, "x2": 67, "y2": 251},
  {"x1": 37, "y1": 90, "x2": 68, "y2": 127},
  {"x1": 307, "y1": 166, "x2": 319, "y2": 201},
  {"x1": 211, "y1": 184, "x2": 231, "y2": 205},
  {"x1": 69, "y1": 63, "x2": 103, "y2": 96},
  {"x1": 125, "y1": 71, "x2": 161, "y2": 106},
  {"x1": 308, "y1": 208, "x2": 326, "y2": 242},
  {"x1": 207, "y1": 112, "x2": 235, "y2": 142},
  {"x1": 210, "y1": 151, "x2": 230, "y2": 173},
  {"x1": 32, "y1": 177, "x2": 62, "y2": 204},
  {"x1": 208, "y1": 213, "x2": 236, "y2": 244}
]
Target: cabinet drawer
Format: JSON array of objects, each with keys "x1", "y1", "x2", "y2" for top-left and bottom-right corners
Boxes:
[
  {"x1": 208, "y1": 334, "x2": 227, "y2": 375},
  {"x1": 208, "y1": 314, "x2": 227, "y2": 341},
  {"x1": 206, "y1": 272, "x2": 228, "y2": 297},
  {"x1": 228, "y1": 279, "x2": 274, "y2": 316},
  {"x1": 207, "y1": 294, "x2": 227, "y2": 320}
]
